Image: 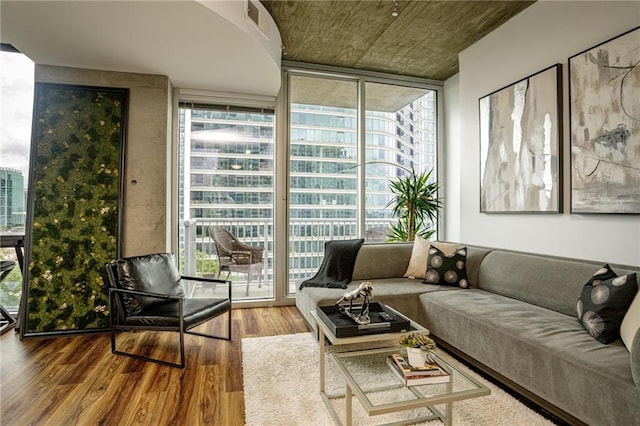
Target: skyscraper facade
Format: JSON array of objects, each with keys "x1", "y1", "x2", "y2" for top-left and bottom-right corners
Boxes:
[
  {"x1": 178, "y1": 88, "x2": 437, "y2": 297},
  {"x1": 0, "y1": 168, "x2": 25, "y2": 229}
]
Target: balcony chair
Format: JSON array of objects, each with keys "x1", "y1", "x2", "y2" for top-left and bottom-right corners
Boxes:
[
  {"x1": 209, "y1": 226, "x2": 264, "y2": 297},
  {"x1": 0, "y1": 260, "x2": 17, "y2": 335},
  {"x1": 106, "y1": 252, "x2": 231, "y2": 368}
]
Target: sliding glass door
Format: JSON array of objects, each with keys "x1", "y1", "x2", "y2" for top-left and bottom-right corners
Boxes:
[
  {"x1": 288, "y1": 75, "x2": 359, "y2": 291},
  {"x1": 178, "y1": 105, "x2": 275, "y2": 301},
  {"x1": 175, "y1": 67, "x2": 440, "y2": 303}
]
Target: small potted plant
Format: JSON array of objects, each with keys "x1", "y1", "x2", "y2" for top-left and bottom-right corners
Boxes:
[{"x1": 399, "y1": 331, "x2": 436, "y2": 367}]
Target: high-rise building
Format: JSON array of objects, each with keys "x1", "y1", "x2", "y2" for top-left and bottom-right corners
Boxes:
[
  {"x1": 0, "y1": 168, "x2": 25, "y2": 229},
  {"x1": 178, "y1": 91, "x2": 437, "y2": 295}
]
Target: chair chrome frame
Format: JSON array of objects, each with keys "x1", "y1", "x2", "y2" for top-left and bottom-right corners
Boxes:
[{"x1": 107, "y1": 263, "x2": 231, "y2": 368}]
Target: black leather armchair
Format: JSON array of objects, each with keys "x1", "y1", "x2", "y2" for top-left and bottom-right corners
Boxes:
[{"x1": 106, "y1": 252, "x2": 231, "y2": 368}]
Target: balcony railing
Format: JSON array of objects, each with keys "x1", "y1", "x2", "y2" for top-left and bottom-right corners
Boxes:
[{"x1": 182, "y1": 217, "x2": 394, "y2": 299}]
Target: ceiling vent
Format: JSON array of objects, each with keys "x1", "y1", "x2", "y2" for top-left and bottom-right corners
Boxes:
[{"x1": 246, "y1": 0, "x2": 269, "y2": 37}]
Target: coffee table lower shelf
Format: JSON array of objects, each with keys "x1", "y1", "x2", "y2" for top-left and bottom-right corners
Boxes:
[
  {"x1": 321, "y1": 384, "x2": 449, "y2": 426},
  {"x1": 323, "y1": 346, "x2": 491, "y2": 426}
]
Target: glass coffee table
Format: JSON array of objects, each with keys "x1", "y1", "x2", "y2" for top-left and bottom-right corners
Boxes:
[
  {"x1": 311, "y1": 306, "x2": 427, "y2": 410},
  {"x1": 330, "y1": 347, "x2": 490, "y2": 425},
  {"x1": 311, "y1": 307, "x2": 490, "y2": 425}
]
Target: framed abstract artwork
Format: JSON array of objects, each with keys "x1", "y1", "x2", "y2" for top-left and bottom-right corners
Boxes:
[
  {"x1": 479, "y1": 64, "x2": 563, "y2": 213},
  {"x1": 21, "y1": 83, "x2": 128, "y2": 337},
  {"x1": 569, "y1": 26, "x2": 640, "y2": 214}
]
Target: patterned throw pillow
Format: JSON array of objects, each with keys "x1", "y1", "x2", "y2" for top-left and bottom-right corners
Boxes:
[
  {"x1": 423, "y1": 245, "x2": 469, "y2": 288},
  {"x1": 576, "y1": 264, "x2": 638, "y2": 344}
]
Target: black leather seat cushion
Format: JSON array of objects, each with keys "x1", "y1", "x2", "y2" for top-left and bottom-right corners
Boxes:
[{"x1": 124, "y1": 298, "x2": 231, "y2": 328}]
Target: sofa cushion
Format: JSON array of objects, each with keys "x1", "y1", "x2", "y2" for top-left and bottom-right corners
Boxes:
[
  {"x1": 423, "y1": 245, "x2": 469, "y2": 288},
  {"x1": 420, "y1": 289, "x2": 640, "y2": 424},
  {"x1": 403, "y1": 236, "x2": 430, "y2": 279},
  {"x1": 459, "y1": 245, "x2": 493, "y2": 289},
  {"x1": 352, "y1": 243, "x2": 413, "y2": 281},
  {"x1": 577, "y1": 265, "x2": 638, "y2": 344}
]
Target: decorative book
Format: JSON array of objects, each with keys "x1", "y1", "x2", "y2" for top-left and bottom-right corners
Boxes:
[
  {"x1": 387, "y1": 355, "x2": 450, "y2": 386},
  {"x1": 391, "y1": 353, "x2": 445, "y2": 376}
]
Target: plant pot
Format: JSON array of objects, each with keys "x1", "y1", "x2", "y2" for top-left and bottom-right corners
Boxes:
[{"x1": 406, "y1": 347, "x2": 428, "y2": 367}]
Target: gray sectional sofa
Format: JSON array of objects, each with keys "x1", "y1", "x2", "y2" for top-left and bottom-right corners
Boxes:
[{"x1": 295, "y1": 242, "x2": 640, "y2": 426}]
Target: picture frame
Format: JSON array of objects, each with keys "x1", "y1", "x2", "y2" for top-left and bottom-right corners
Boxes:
[
  {"x1": 569, "y1": 26, "x2": 640, "y2": 214},
  {"x1": 20, "y1": 83, "x2": 128, "y2": 338},
  {"x1": 479, "y1": 64, "x2": 563, "y2": 213}
]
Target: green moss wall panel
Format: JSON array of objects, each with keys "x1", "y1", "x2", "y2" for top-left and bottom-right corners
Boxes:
[
  {"x1": 22, "y1": 83, "x2": 127, "y2": 336},
  {"x1": 33, "y1": 65, "x2": 172, "y2": 257}
]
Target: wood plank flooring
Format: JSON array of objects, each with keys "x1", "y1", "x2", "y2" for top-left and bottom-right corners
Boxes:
[{"x1": 0, "y1": 306, "x2": 310, "y2": 425}]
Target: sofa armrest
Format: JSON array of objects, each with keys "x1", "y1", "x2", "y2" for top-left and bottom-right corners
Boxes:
[{"x1": 632, "y1": 327, "x2": 640, "y2": 387}]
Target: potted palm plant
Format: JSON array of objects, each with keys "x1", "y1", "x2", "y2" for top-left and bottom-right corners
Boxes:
[{"x1": 386, "y1": 167, "x2": 442, "y2": 242}]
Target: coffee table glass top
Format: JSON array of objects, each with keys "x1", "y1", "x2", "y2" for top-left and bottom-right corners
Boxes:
[{"x1": 331, "y1": 346, "x2": 490, "y2": 418}]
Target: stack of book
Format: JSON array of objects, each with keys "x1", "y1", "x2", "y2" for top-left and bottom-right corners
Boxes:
[{"x1": 387, "y1": 353, "x2": 450, "y2": 386}]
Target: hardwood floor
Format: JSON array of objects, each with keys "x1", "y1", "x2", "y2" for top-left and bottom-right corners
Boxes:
[{"x1": 0, "y1": 306, "x2": 310, "y2": 425}]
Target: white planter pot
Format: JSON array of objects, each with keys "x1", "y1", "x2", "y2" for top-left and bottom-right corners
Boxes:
[{"x1": 406, "y1": 347, "x2": 427, "y2": 367}]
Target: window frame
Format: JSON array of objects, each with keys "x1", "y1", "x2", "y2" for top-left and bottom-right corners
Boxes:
[{"x1": 281, "y1": 62, "x2": 444, "y2": 298}]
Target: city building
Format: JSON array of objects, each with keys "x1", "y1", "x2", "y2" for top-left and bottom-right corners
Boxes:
[
  {"x1": 179, "y1": 88, "x2": 437, "y2": 297},
  {"x1": 0, "y1": 168, "x2": 25, "y2": 229}
]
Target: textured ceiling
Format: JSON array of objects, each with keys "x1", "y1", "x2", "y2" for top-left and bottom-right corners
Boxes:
[{"x1": 261, "y1": 0, "x2": 535, "y2": 81}]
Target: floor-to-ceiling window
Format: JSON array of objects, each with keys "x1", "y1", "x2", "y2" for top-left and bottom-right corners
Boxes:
[
  {"x1": 177, "y1": 104, "x2": 275, "y2": 301},
  {"x1": 175, "y1": 67, "x2": 441, "y2": 304},
  {"x1": 0, "y1": 49, "x2": 33, "y2": 317},
  {"x1": 288, "y1": 75, "x2": 358, "y2": 287},
  {"x1": 364, "y1": 82, "x2": 437, "y2": 237},
  {"x1": 286, "y1": 68, "x2": 440, "y2": 295}
]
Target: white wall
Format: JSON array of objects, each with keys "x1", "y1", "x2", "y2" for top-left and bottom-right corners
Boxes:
[
  {"x1": 451, "y1": 1, "x2": 640, "y2": 266},
  {"x1": 443, "y1": 74, "x2": 461, "y2": 241}
]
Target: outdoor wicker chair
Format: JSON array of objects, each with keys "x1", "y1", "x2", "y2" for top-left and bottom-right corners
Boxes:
[{"x1": 209, "y1": 226, "x2": 264, "y2": 296}]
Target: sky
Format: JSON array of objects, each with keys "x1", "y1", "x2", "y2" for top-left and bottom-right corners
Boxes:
[{"x1": 0, "y1": 51, "x2": 34, "y2": 183}]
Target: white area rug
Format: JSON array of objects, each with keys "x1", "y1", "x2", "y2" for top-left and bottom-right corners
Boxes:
[{"x1": 242, "y1": 332, "x2": 554, "y2": 425}]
